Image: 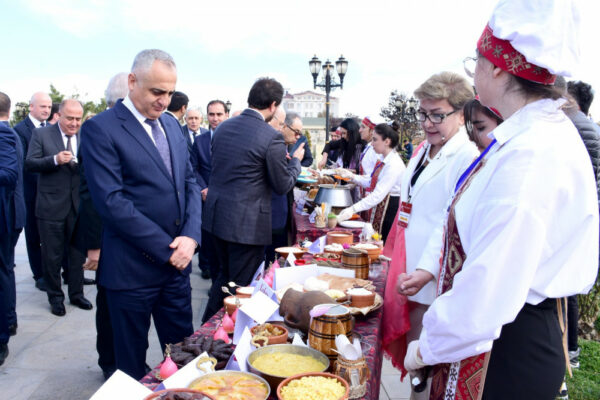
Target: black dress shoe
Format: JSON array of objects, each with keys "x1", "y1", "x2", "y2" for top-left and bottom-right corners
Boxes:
[
  {"x1": 0, "y1": 343, "x2": 8, "y2": 366},
  {"x1": 83, "y1": 278, "x2": 96, "y2": 285},
  {"x1": 8, "y1": 323, "x2": 17, "y2": 336},
  {"x1": 70, "y1": 297, "x2": 93, "y2": 310},
  {"x1": 35, "y1": 279, "x2": 47, "y2": 292},
  {"x1": 51, "y1": 303, "x2": 66, "y2": 316}
]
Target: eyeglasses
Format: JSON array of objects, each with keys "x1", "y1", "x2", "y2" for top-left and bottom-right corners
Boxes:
[
  {"x1": 286, "y1": 124, "x2": 302, "y2": 136},
  {"x1": 416, "y1": 109, "x2": 458, "y2": 124},
  {"x1": 463, "y1": 56, "x2": 478, "y2": 78}
]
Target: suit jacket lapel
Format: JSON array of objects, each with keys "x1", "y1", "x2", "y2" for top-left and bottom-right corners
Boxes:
[
  {"x1": 115, "y1": 103, "x2": 174, "y2": 183},
  {"x1": 159, "y1": 115, "x2": 178, "y2": 189},
  {"x1": 51, "y1": 124, "x2": 65, "y2": 152}
]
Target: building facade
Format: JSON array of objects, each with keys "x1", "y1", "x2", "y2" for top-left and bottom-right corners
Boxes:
[{"x1": 281, "y1": 90, "x2": 339, "y2": 119}]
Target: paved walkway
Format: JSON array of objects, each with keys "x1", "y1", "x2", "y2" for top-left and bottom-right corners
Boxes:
[{"x1": 0, "y1": 236, "x2": 410, "y2": 399}]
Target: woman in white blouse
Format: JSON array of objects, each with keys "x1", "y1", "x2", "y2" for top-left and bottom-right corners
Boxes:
[
  {"x1": 381, "y1": 72, "x2": 478, "y2": 397},
  {"x1": 402, "y1": 1, "x2": 599, "y2": 398},
  {"x1": 336, "y1": 123, "x2": 406, "y2": 242}
]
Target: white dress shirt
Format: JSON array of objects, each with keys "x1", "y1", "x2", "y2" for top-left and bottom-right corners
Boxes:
[
  {"x1": 53, "y1": 125, "x2": 78, "y2": 165},
  {"x1": 352, "y1": 150, "x2": 405, "y2": 213},
  {"x1": 122, "y1": 96, "x2": 166, "y2": 145},
  {"x1": 359, "y1": 143, "x2": 382, "y2": 176},
  {"x1": 419, "y1": 99, "x2": 599, "y2": 365},
  {"x1": 401, "y1": 129, "x2": 479, "y2": 305},
  {"x1": 28, "y1": 114, "x2": 45, "y2": 128}
]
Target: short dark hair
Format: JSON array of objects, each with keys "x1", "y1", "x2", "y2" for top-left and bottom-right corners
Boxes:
[
  {"x1": 48, "y1": 103, "x2": 59, "y2": 122},
  {"x1": 463, "y1": 99, "x2": 503, "y2": 147},
  {"x1": 207, "y1": 100, "x2": 228, "y2": 114},
  {"x1": 247, "y1": 77, "x2": 284, "y2": 109},
  {"x1": 168, "y1": 91, "x2": 189, "y2": 112},
  {"x1": 0, "y1": 92, "x2": 11, "y2": 117},
  {"x1": 567, "y1": 80, "x2": 595, "y2": 116},
  {"x1": 374, "y1": 123, "x2": 399, "y2": 148}
]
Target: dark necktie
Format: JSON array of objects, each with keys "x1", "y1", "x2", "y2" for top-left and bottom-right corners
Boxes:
[
  {"x1": 145, "y1": 119, "x2": 173, "y2": 177},
  {"x1": 66, "y1": 135, "x2": 76, "y2": 167},
  {"x1": 40, "y1": 121, "x2": 45, "y2": 127}
]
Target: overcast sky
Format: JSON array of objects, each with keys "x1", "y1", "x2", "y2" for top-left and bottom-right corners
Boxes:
[{"x1": 2, "y1": 0, "x2": 600, "y2": 120}]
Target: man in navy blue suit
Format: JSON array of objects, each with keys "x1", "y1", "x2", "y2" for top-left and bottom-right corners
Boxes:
[
  {"x1": 80, "y1": 49, "x2": 202, "y2": 380},
  {"x1": 183, "y1": 107, "x2": 206, "y2": 155},
  {"x1": 0, "y1": 92, "x2": 26, "y2": 365},
  {"x1": 201, "y1": 78, "x2": 304, "y2": 322},
  {"x1": 14, "y1": 92, "x2": 51, "y2": 291}
]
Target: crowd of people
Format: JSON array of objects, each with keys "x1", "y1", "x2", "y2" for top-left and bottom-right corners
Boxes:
[{"x1": 1, "y1": 0, "x2": 599, "y2": 398}]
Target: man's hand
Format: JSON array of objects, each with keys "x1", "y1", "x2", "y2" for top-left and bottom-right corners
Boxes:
[
  {"x1": 83, "y1": 248, "x2": 101, "y2": 271},
  {"x1": 317, "y1": 155, "x2": 328, "y2": 170},
  {"x1": 168, "y1": 236, "x2": 197, "y2": 270},
  {"x1": 396, "y1": 270, "x2": 435, "y2": 296},
  {"x1": 201, "y1": 188, "x2": 208, "y2": 201},
  {"x1": 56, "y1": 151, "x2": 73, "y2": 165},
  {"x1": 292, "y1": 142, "x2": 305, "y2": 161}
]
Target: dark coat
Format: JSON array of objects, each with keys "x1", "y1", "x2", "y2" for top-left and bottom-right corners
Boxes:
[
  {"x1": 203, "y1": 109, "x2": 301, "y2": 245},
  {"x1": 13, "y1": 117, "x2": 39, "y2": 203},
  {"x1": 24, "y1": 123, "x2": 80, "y2": 220},
  {"x1": 80, "y1": 100, "x2": 203, "y2": 290},
  {"x1": 0, "y1": 122, "x2": 25, "y2": 233},
  {"x1": 190, "y1": 131, "x2": 212, "y2": 190},
  {"x1": 290, "y1": 135, "x2": 314, "y2": 167}
]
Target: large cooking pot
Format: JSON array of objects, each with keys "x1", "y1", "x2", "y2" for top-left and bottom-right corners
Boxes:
[{"x1": 313, "y1": 184, "x2": 355, "y2": 207}]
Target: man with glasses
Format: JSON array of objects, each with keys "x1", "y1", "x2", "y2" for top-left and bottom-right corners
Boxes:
[{"x1": 286, "y1": 112, "x2": 313, "y2": 167}]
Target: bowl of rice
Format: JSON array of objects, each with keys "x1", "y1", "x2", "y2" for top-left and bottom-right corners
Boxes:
[{"x1": 277, "y1": 372, "x2": 349, "y2": 400}]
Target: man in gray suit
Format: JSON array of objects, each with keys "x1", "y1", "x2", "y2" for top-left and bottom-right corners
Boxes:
[
  {"x1": 25, "y1": 99, "x2": 92, "y2": 316},
  {"x1": 202, "y1": 78, "x2": 304, "y2": 322}
]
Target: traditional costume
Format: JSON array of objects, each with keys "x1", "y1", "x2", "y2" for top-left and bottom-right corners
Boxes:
[{"x1": 408, "y1": 1, "x2": 599, "y2": 398}]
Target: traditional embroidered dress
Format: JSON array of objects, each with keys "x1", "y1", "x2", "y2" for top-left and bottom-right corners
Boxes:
[{"x1": 364, "y1": 160, "x2": 388, "y2": 233}]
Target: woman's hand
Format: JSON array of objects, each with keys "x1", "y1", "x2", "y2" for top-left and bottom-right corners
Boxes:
[{"x1": 396, "y1": 270, "x2": 435, "y2": 296}]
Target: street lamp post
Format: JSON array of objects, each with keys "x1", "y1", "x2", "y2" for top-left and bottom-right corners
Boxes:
[
  {"x1": 394, "y1": 96, "x2": 418, "y2": 151},
  {"x1": 309, "y1": 55, "x2": 348, "y2": 141},
  {"x1": 225, "y1": 100, "x2": 232, "y2": 113}
]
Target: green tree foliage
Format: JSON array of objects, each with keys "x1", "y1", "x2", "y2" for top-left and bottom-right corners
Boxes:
[{"x1": 10, "y1": 84, "x2": 107, "y2": 124}]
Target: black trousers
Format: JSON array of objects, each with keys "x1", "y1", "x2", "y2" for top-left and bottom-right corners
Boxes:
[
  {"x1": 96, "y1": 284, "x2": 115, "y2": 375},
  {"x1": 202, "y1": 237, "x2": 265, "y2": 323},
  {"x1": 198, "y1": 228, "x2": 219, "y2": 280},
  {"x1": 483, "y1": 298, "x2": 564, "y2": 400},
  {"x1": 567, "y1": 295, "x2": 579, "y2": 351},
  {"x1": 38, "y1": 208, "x2": 84, "y2": 304},
  {"x1": 23, "y1": 189, "x2": 43, "y2": 281},
  {"x1": 0, "y1": 230, "x2": 20, "y2": 344},
  {"x1": 381, "y1": 196, "x2": 400, "y2": 243}
]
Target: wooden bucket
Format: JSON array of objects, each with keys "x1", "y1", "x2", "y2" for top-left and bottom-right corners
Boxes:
[
  {"x1": 333, "y1": 355, "x2": 370, "y2": 399},
  {"x1": 341, "y1": 248, "x2": 370, "y2": 279},
  {"x1": 308, "y1": 305, "x2": 354, "y2": 366}
]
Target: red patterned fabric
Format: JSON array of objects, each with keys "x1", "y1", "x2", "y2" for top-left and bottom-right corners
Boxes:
[
  {"x1": 478, "y1": 24, "x2": 555, "y2": 85},
  {"x1": 140, "y1": 256, "x2": 390, "y2": 400},
  {"x1": 429, "y1": 162, "x2": 489, "y2": 400},
  {"x1": 365, "y1": 161, "x2": 389, "y2": 234},
  {"x1": 362, "y1": 117, "x2": 376, "y2": 129}
]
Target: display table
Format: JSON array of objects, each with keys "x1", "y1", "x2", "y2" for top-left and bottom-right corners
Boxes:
[
  {"x1": 140, "y1": 264, "x2": 389, "y2": 400},
  {"x1": 291, "y1": 204, "x2": 363, "y2": 243}
]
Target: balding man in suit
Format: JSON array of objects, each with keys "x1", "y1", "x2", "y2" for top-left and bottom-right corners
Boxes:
[{"x1": 14, "y1": 92, "x2": 51, "y2": 291}]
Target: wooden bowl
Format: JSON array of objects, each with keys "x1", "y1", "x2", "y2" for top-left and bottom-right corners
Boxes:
[
  {"x1": 277, "y1": 372, "x2": 349, "y2": 400},
  {"x1": 250, "y1": 323, "x2": 289, "y2": 346},
  {"x1": 326, "y1": 231, "x2": 353, "y2": 245},
  {"x1": 275, "y1": 246, "x2": 308, "y2": 260},
  {"x1": 223, "y1": 296, "x2": 249, "y2": 316},
  {"x1": 236, "y1": 286, "x2": 254, "y2": 298},
  {"x1": 346, "y1": 289, "x2": 376, "y2": 308},
  {"x1": 351, "y1": 243, "x2": 381, "y2": 263},
  {"x1": 145, "y1": 388, "x2": 216, "y2": 400}
]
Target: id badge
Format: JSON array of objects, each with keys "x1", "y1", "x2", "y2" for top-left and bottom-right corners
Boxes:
[{"x1": 398, "y1": 201, "x2": 412, "y2": 228}]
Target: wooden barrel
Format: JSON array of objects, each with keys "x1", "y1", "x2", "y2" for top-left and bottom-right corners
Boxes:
[
  {"x1": 308, "y1": 305, "x2": 354, "y2": 366},
  {"x1": 341, "y1": 248, "x2": 370, "y2": 279}
]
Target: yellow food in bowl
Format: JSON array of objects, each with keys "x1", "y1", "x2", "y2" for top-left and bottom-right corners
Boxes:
[
  {"x1": 189, "y1": 373, "x2": 268, "y2": 400},
  {"x1": 280, "y1": 376, "x2": 345, "y2": 400},
  {"x1": 251, "y1": 353, "x2": 326, "y2": 377}
]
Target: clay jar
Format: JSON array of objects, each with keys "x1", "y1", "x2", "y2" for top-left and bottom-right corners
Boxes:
[{"x1": 279, "y1": 289, "x2": 333, "y2": 334}]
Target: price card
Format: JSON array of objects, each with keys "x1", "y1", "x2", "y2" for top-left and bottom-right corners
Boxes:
[{"x1": 232, "y1": 327, "x2": 253, "y2": 372}]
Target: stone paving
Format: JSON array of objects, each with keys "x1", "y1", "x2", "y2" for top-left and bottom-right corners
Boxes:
[{"x1": 0, "y1": 236, "x2": 410, "y2": 399}]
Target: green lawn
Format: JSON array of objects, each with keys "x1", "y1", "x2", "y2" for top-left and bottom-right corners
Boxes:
[{"x1": 566, "y1": 340, "x2": 600, "y2": 400}]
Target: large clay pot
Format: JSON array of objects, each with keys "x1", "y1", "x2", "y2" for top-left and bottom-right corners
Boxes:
[
  {"x1": 279, "y1": 289, "x2": 333, "y2": 333},
  {"x1": 327, "y1": 231, "x2": 354, "y2": 245}
]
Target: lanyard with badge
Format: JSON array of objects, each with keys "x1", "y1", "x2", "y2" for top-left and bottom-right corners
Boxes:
[{"x1": 398, "y1": 146, "x2": 430, "y2": 228}]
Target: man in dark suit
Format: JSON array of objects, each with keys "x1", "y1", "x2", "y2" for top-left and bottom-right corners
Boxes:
[
  {"x1": 0, "y1": 92, "x2": 26, "y2": 365},
  {"x1": 14, "y1": 92, "x2": 52, "y2": 291},
  {"x1": 190, "y1": 100, "x2": 228, "y2": 280},
  {"x1": 201, "y1": 78, "x2": 304, "y2": 322},
  {"x1": 183, "y1": 107, "x2": 207, "y2": 153},
  {"x1": 287, "y1": 113, "x2": 313, "y2": 167},
  {"x1": 25, "y1": 99, "x2": 92, "y2": 316},
  {"x1": 80, "y1": 49, "x2": 202, "y2": 380}
]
